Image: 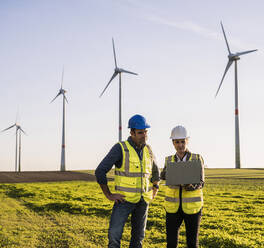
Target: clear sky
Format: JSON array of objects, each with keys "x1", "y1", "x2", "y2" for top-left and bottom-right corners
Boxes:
[{"x1": 1, "y1": 0, "x2": 263, "y2": 171}]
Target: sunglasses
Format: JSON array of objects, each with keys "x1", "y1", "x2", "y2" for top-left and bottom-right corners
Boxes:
[{"x1": 174, "y1": 140, "x2": 186, "y2": 144}]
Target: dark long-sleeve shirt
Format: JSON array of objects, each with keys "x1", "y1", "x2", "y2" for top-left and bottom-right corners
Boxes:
[{"x1": 95, "y1": 137, "x2": 160, "y2": 185}]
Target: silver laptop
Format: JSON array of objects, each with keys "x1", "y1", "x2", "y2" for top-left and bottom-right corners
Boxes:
[{"x1": 166, "y1": 160, "x2": 202, "y2": 185}]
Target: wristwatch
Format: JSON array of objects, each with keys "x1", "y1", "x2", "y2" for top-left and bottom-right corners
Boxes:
[{"x1": 153, "y1": 184, "x2": 159, "y2": 190}]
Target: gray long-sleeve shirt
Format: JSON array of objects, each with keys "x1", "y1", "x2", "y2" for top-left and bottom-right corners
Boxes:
[{"x1": 95, "y1": 137, "x2": 160, "y2": 185}]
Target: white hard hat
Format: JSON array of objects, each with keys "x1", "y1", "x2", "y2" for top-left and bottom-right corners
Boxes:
[{"x1": 170, "y1": 125, "x2": 189, "y2": 139}]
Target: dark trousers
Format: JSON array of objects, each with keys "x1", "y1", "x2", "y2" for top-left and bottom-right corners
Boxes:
[
  {"x1": 166, "y1": 208, "x2": 202, "y2": 248},
  {"x1": 108, "y1": 197, "x2": 148, "y2": 248}
]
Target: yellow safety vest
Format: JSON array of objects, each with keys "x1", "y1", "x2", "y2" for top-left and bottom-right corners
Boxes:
[
  {"x1": 164, "y1": 153, "x2": 203, "y2": 214},
  {"x1": 114, "y1": 141, "x2": 153, "y2": 203}
]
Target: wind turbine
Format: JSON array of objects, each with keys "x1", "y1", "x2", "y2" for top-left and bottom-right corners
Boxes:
[
  {"x1": 215, "y1": 22, "x2": 257, "y2": 169},
  {"x1": 2, "y1": 122, "x2": 26, "y2": 172},
  {"x1": 100, "y1": 38, "x2": 138, "y2": 141},
  {"x1": 51, "y1": 67, "x2": 68, "y2": 171}
]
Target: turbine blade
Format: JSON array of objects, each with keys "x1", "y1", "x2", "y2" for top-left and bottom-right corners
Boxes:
[
  {"x1": 215, "y1": 60, "x2": 233, "y2": 97},
  {"x1": 2, "y1": 124, "x2": 16, "y2": 132},
  {"x1": 99, "y1": 71, "x2": 118, "y2": 97},
  {"x1": 64, "y1": 94, "x2": 68, "y2": 103},
  {"x1": 61, "y1": 66, "x2": 64, "y2": 89},
  {"x1": 221, "y1": 22, "x2": 231, "y2": 55},
  {"x1": 50, "y1": 92, "x2": 61, "y2": 103},
  {"x1": 112, "y1": 38, "x2": 117, "y2": 68},
  {"x1": 119, "y1": 68, "x2": 138, "y2": 75},
  {"x1": 236, "y1": 49, "x2": 257, "y2": 57},
  {"x1": 20, "y1": 128, "x2": 27, "y2": 135}
]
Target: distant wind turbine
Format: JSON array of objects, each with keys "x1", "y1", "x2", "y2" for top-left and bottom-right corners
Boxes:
[
  {"x1": 2, "y1": 122, "x2": 26, "y2": 172},
  {"x1": 215, "y1": 22, "x2": 257, "y2": 169},
  {"x1": 100, "y1": 38, "x2": 138, "y2": 141},
  {"x1": 51, "y1": 67, "x2": 68, "y2": 171}
]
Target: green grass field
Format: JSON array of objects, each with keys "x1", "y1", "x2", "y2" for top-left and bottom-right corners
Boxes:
[{"x1": 0, "y1": 169, "x2": 263, "y2": 248}]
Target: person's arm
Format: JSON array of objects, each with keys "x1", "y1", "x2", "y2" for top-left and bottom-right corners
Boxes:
[
  {"x1": 151, "y1": 159, "x2": 160, "y2": 200},
  {"x1": 152, "y1": 161, "x2": 160, "y2": 200},
  {"x1": 99, "y1": 184, "x2": 125, "y2": 203},
  {"x1": 160, "y1": 157, "x2": 168, "y2": 180},
  {"x1": 147, "y1": 145, "x2": 160, "y2": 199},
  {"x1": 160, "y1": 165, "x2": 166, "y2": 180},
  {"x1": 151, "y1": 160, "x2": 160, "y2": 183},
  {"x1": 95, "y1": 143, "x2": 125, "y2": 202}
]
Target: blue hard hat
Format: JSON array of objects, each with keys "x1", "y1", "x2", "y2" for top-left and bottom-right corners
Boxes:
[{"x1": 128, "y1": 114, "x2": 150, "y2": 129}]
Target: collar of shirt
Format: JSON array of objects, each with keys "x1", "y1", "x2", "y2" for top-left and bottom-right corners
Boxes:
[
  {"x1": 175, "y1": 151, "x2": 191, "y2": 162},
  {"x1": 127, "y1": 136, "x2": 145, "y2": 160}
]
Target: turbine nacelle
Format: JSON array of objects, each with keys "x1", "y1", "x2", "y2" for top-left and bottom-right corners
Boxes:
[
  {"x1": 114, "y1": 67, "x2": 138, "y2": 75},
  {"x1": 115, "y1": 67, "x2": 122, "y2": 73},
  {"x1": 59, "y1": 88, "x2": 67, "y2": 94},
  {"x1": 51, "y1": 88, "x2": 68, "y2": 103},
  {"x1": 17, "y1": 125, "x2": 26, "y2": 135},
  {"x1": 228, "y1": 54, "x2": 240, "y2": 61}
]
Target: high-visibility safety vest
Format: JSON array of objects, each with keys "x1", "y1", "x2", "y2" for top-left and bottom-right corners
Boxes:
[
  {"x1": 164, "y1": 153, "x2": 203, "y2": 214},
  {"x1": 114, "y1": 141, "x2": 153, "y2": 204}
]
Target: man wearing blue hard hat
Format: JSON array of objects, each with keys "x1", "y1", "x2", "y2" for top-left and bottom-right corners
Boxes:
[{"x1": 95, "y1": 114, "x2": 160, "y2": 248}]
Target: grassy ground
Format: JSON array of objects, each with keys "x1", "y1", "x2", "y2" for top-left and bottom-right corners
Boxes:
[{"x1": 0, "y1": 169, "x2": 263, "y2": 247}]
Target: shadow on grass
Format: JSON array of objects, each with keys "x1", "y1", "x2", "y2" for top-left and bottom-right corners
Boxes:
[
  {"x1": 25, "y1": 202, "x2": 83, "y2": 214},
  {"x1": 87, "y1": 207, "x2": 112, "y2": 217},
  {"x1": 24, "y1": 202, "x2": 112, "y2": 217},
  {"x1": 2, "y1": 185, "x2": 35, "y2": 198},
  {"x1": 1, "y1": 185, "x2": 117, "y2": 218},
  {"x1": 200, "y1": 236, "x2": 249, "y2": 248}
]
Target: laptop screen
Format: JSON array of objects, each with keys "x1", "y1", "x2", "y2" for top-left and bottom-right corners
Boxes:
[{"x1": 166, "y1": 160, "x2": 202, "y2": 185}]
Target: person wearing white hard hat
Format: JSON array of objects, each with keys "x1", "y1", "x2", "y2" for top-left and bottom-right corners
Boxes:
[{"x1": 161, "y1": 125, "x2": 205, "y2": 248}]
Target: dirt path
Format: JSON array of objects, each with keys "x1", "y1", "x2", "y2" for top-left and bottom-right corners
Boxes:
[{"x1": 0, "y1": 171, "x2": 99, "y2": 183}]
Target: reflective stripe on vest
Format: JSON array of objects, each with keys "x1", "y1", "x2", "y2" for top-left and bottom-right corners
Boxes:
[
  {"x1": 167, "y1": 155, "x2": 173, "y2": 163},
  {"x1": 115, "y1": 185, "x2": 153, "y2": 193},
  {"x1": 182, "y1": 196, "x2": 202, "y2": 203},
  {"x1": 120, "y1": 141, "x2": 130, "y2": 175},
  {"x1": 165, "y1": 196, "x2": 201, "y2": 203},
  {"x1": 115, "y1": 171, "x2": 150, "y2": 177},
  {"x1": 190, "y1": 153, "x2": 198, "y2": 161},
  {"x1": 165, "y1": 196, "x2": 180, "y2": 202}
]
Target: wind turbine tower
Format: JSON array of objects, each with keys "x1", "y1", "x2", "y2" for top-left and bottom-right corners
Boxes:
[
  {"x1": 100, "y1": 38, "x2": 138, "y2": 141},
  {"x1": 215, "y1": 22, "x2": 257, "y2": 169},
  {"x1": 2, "y1": 122, "x2": 26, "y2": 172},
  {"x1": 51, "y1": 67, "x2": 68, "y2": 171}
]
